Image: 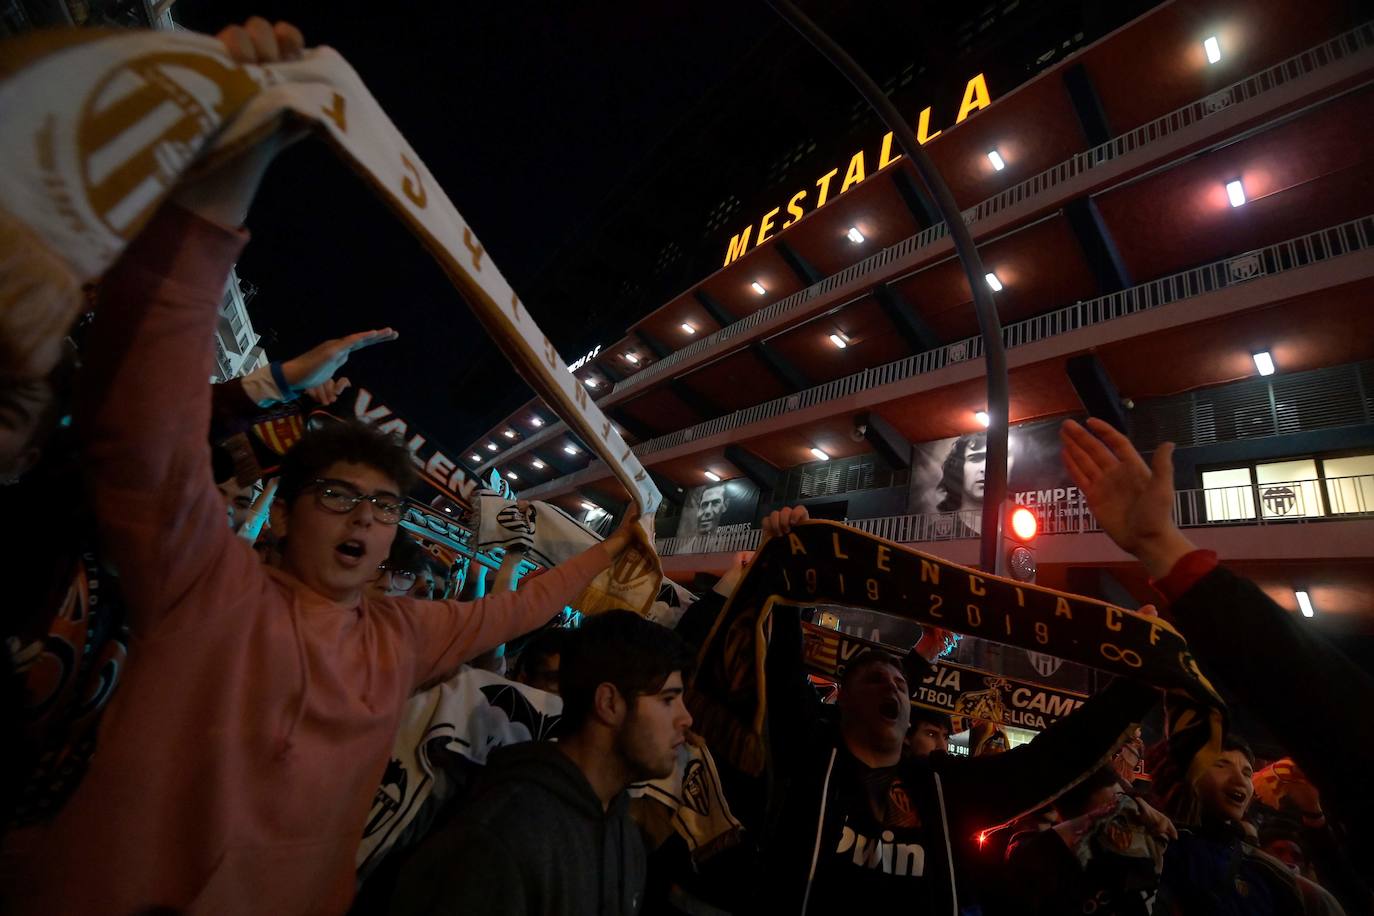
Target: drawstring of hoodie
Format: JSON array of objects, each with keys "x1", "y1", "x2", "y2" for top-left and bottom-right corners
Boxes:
[{"x1": 275, "y1": 594, "x2": 311, "y2": 760}]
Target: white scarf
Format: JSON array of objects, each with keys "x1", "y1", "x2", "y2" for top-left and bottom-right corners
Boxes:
[{"x1": 0, "y1": 27, "x2": 661, "y2": 613}]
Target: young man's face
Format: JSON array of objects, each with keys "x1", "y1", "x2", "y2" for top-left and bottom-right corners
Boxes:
[
  {"x1": 1198, "y1": 748, "x2": 1255, "y2": 823},
  {"x1": 616, "y1": 671, "x2": 692, "y2": 781},
  {"x1": 961, "y1": 443, "x2": 987, "y2": 504},
  {"x1": 696, "y1": 485, "x2": 728, "y2": 533},
  {"x1": 281, "y1": 460, "x2": 402, "y2": 604},
  {"x1": 839, "y1": 661, "x2": 910, "y2": 749},
  {"x1": 906, "y1": 721, "x2": 949, "y2": 758}
]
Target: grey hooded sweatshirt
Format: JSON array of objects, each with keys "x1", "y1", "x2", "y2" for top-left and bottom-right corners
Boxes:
[{"x1": 388, "y1": 742, "x2": 646, "y2": 916}]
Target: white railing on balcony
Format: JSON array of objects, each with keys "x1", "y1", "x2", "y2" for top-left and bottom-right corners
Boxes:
[
  {"x1": 654, "y1": 476, "x2": 1374, "y2": 556},
  {"x1": 610, "y1": 21, "x2": 1374, "y2": 401},
  {"x1": 622, "y1": 212, "x2": 1374, "y2": 461}
]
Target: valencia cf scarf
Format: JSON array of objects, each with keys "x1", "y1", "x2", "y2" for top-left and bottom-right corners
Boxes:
[
  {"x1": 0, "y1": 27, "x2": 661, "y2": 615},
  {"x1": 688, "y1": 521, "x2": 1226, "y2": 821}
]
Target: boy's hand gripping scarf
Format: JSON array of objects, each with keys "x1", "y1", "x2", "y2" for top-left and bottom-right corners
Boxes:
[
  {"x1": 689, "y1": 521, "x2": 1227, "y2": 824},
  {"x1": 0, "y1": 27, "x2": 661, "y2": 614}
]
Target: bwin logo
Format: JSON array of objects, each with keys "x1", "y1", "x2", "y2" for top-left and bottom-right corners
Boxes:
[{"x1": 835, "y1": 824, "x2": 925, "y2": 877}]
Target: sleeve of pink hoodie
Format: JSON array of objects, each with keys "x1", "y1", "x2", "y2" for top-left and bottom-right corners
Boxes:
[
  {"x1": 77, "y1": 204, "x2": 257, "y2": 636},
  {"x1": 402, "y1": 542, "x2": 612, "y2": 688}
]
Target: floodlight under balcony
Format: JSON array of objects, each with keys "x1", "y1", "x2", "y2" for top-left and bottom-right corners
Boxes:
[
  {"x1": 531, "y1": 459, "x2": 545, "y2": 469},
  {"x1": 564, "y1": 444, "x2": 579, "y2": 455},
  {"x1": 1204, "y1": 35, "x2": 1221, "y2": 64},
  {"x1": 828, "y1": 333, "x2": 848, "y2": 349},
  {"x1": 985, "y1": 272, "x2": 1003, "y2": 292},
  {"x1": 704, "y1": 471, "x2": 721, "y2": 482},
  {"x1": 1226, "y1": 179, "x2": 1246, "y2": 208},
  {"x1": 987, "y1": 150, "x2": 1006, "y2": 171},
  {"x1": 1252, "y1": 351, "x2": 1275, "y2": 376},
  {"x1": 530, "y1": 415, "x2": 544, "y2": 427},
  {"x1": 581, "y1": 501, "x2": 597, "y2": 511},
  {"x1": 847, "y1": 227, "x2": 865, "y2": 244},
  {"x1": 751, "y1": 281, "x2": 767, "y2": 295},
  {"x1": 681, "y1": 322, "x2": 696, "y2": 334},
  {"x1": 470, "y1": 454, "x2": 481, "y2": 462},
  {"x1": 506, "y1": 471, "x2": 519, "y2": 480},
  {"x1": 584, "y1": 377, "x2": 598, "y2": 388},
  {"x1": 486, "y1": 442, "x2": 498, "y2": 452},
  {"x1": 810, "y1": 447, "x2": 830, "y2": 461},
  {"x1": 503, "y1": 429, "x2": 516, "y2": 438},
  {"x1": 1295, "y1": 589, "x2": 1314, "y2": 618},
  {"x1": 975, "y1": 410, "x2": 991, "y2": 428},
  {"x1": 624, "y1": 352, "x2": 639, "y2": 365}
]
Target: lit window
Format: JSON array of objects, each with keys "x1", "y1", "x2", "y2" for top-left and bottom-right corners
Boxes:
[
  {"x1": 1204, "y1": 35, "x2": 1221, "y2": 64},
  {"x1": 751, "y1": 281, "x2": 766, "y2": 295},
  {"x1": 1322, "y1": 454, "x2": 1374, "y2": 514},
  {"x1": 1256, "y1": 459, "x2": 1323, "y2": 519},
  {"x1": 987, "y1": 150, "x2": 1006, "y2": 171}
]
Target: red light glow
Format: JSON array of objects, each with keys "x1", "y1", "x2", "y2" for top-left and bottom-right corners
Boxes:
[{"x1": 1010, "y1": 506, "x2": 1038, "y2": 540}]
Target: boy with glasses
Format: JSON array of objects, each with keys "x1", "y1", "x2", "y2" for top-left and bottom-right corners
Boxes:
[{"x1": 7, "y1": 19, "x2": 641, "y2": 915}]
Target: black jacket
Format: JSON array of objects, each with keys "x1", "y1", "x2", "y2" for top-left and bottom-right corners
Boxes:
[{"x1": 388, "y1": 743, "x2": 647, "y2": 916}]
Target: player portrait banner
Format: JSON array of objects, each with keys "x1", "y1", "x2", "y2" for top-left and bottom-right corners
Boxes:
[
  {"x1": 799, "y1": 622, "x2": 1088, "y2": 732},
  {"x1": 0, "y1": 28, "x2": 661, "y2": 613},
  {"x1": 689, "y1": 521, "x2": 1224, "y2": 794}
]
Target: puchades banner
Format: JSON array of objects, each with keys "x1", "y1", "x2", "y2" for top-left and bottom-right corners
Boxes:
[
  {"x1": 798, "y1": 622, "x2": 1088, "y2": 732},
  {"x1": 0, "y1": 29, "x2": 661, "y2": 612},
  {"x1": 675, "y1": 477, "x2": 762, "y2": 539},
  {"x1": 688, "y1": 520, "x2": 1223, "y2": 785}
]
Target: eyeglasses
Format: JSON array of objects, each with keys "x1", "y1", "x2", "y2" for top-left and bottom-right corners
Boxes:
[
  {"x1": 380, "y1": 565, "x2": 418, "y2": 588},
  {"x1": 310, "y1": 478, "x2": 404, "y2": 524}
]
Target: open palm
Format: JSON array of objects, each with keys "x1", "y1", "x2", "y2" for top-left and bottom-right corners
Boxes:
[{"x1": 1059, "y1": 418, "x2": 1176, "y2": 555}]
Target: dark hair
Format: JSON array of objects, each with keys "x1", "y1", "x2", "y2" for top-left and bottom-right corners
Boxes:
[
  {"x1": 559, "y1": 611, "x2": 695, "y2": 733},
  {"x1": 936, "y1": 433, "x2": 985, "y2": 511},
  {"x1": 1222, "y1": 734, "x2": 1256, "y2": 767},
  {"x1": 907, "y1": 707, "x2": 952, "y2": 737},
  {"x1": 839, "y1": 649, "x2": 905, "y2": 688},
  {"x1": 277, "y1": 419, "x2": 417, "y2": 505},
  {"x1": 511, "y1": 627, "x2": 566, "y2": 681},
  {"x1": 1055, "y1": 766, "x2": 1122, "y2": 818}
]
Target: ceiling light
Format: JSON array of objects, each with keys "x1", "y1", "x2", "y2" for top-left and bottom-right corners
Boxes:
[
  {"x1": 1204, "y1": 35, "x2": 1221, "y2": 64},
  {"x1": 564, "y1": 445, "x2": 579, "y2": 455},
  {"x1": 503, "y1": 429, "x2": 516, "y2": 438},
  {"x1": 530, "y1": 416, "x2": 543, "y2": 428},
  {"x1": 581, "y1": 501, "x2": 596, "y2": 511},
  {"x1": 486, "y1": 442, "x2": 498, "y2": 452},
  {"x1": 470, "y1": 454, "x2": 481, "y2": 462},
  {"x1": 704, "y1": 470, "x2": 721, "y2": 482},
  {"x1": 1252, "y1": 351, "x2": 1275, "y2": 376},
  {"x1": 1295, "y1": 589, "x2": 1314, "y2": 618},
  {"x1": 443, "y1": 506, "x2": 452, "y2": 513},
  {"x1": 531, "y1": 458, "x2": 545, "y2": 469},
  {"x1": 987, "y1": 150, "x2": 1006, "y2": 171},
  {"x1": 624, "y1": 352, "x2": 639, "y2": 365},
  {"x1": 681, "y1": 322, "x2": 696, "y2": 334},
  {"x1": 506, "y1": 471, "x2": 519, "y2": 480},
  {"x1": 1226, "y1": 179, "x2": 1246, "y2": 208},
  {"x1": 985, "y1": 272, "x2": 1003, "y2": 292},
  {"x1": 828, "y1": 333, "x2": 848, "y2": 349},
  {"x1": 974, "y1": 410, "x2": 990, "y2": 428},
  {"x1": 810, "y1": 447, "x2": 830, "y2": 461},
  {"x1": 846, "y1": 226, "x2": 865, "y2": 244},
  {"x1": 584, "y1": 377, "x2": 598, "y2": 388},
  {"x1": 751, "y1": 281, "x2": 766, "y2": 295}
]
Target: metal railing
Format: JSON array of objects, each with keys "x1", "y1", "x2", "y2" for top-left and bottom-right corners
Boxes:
[
  {"x1": 653, "y1": 476, "x2": 1374, "y2": 555},
  {"x1": 610, "y1": 21, "x2": 1374, "y2": 401},
  {"x1": 625, "y1": 212, "x2": 1374, "y2": 459}
]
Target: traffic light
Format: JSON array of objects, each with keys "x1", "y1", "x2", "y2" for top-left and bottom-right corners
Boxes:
[{"x1": 1005, "y1": 504, "x2": 1038, "y2": 582}]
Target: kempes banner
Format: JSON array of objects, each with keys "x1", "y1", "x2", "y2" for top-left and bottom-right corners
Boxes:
[
  {"x1": 799, "y1": 622, "x2": 1087, "y2": 732},
  {"x1": 689, "y1": 521, "x2": 1224, "y2": 779},
  {"x1": 909, "y1": 418, "x2": 1089, "y2": 533}
]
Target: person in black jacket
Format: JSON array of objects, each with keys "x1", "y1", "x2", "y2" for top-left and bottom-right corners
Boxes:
[
  {"x1": 709, "y1": 506, "x2": 1161, "y2": 916},
  {"x1": 388, "y1": 611, "x2": 695, "y2": 916},
  {"x1": 1061, "y1": 418, "x2": 1374, "y2": 885}
]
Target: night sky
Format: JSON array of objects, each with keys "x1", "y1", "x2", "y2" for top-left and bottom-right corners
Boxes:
[{"x1": 172, "y1": 0, "x2": 788, "y2": 451}]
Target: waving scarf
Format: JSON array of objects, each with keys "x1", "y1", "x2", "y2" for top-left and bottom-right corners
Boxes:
[
  {"x1": 689, "y1": 521, "x2": 1226, "y2": 822},
  {"x1": 0, "y1": 27, "x2": 659, "y2": 614}
]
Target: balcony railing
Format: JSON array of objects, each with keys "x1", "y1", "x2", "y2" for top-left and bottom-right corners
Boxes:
[
  {"x1": 653, "y1": 476, "x2": 1374, "y2": 556},
  {"x1": 621, "y1": 212, "x2": 1374, "y2": 462},
  {"x1": 611, "y1": 21, "x2": 1374, "y2": 401}
]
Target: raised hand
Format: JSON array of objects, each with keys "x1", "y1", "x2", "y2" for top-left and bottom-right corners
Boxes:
[
  {"x1": 600, "y1": 505, "x2": 644, "y2": 560},
  {"x1": 1059, "y1": 418, "x2": 1196, "y2": 577},
  {"x1": 761, "y1": 504, "x2": 810, "y2": 543},
  {"x1": 281, "y1": 328, "x2": 398, "y2": 393}
]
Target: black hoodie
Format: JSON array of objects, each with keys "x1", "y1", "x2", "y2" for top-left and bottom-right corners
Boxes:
[{"x1": 388, "y1": 742, "x2": 647, "y2": 916}]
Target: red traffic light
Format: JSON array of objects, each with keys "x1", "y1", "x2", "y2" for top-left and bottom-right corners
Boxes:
[{"x1": 1010, "y1": 506, "x2": 1038, "y2": 541}]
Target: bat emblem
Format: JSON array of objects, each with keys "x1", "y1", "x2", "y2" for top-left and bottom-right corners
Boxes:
[{"x1": 479, "y1": 683, "x2": 561, "y2": 742}]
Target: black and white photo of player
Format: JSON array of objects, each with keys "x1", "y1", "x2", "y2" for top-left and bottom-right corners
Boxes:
[{"x1": 675, "y1": 478, "x2": 760, "y2": 539}]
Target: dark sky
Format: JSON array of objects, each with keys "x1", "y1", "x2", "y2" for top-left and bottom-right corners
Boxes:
[{"x1": 173, "y1": 0, "x2": 785, "y2": 450}]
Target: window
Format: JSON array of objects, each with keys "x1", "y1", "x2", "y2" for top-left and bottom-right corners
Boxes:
[
  {"x1": 1255, "y1": 459, "x2": 1322, "y2": 519},
  {"x1": 1322, "y1": 455, "x2": 1374, "y2": 515},
  {"x1": 1202, "y1": 467, "x2": 1254, "y2": 521}
]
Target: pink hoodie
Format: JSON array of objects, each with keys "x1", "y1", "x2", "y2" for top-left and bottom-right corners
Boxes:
[{"x1": 5, "y1": 205, "x2": 611, "y2": 915}]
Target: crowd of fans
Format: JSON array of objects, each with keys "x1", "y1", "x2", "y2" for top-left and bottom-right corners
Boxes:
[{"x1": 2, "y1": 16, "x2": 1372, "y2": 916}]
